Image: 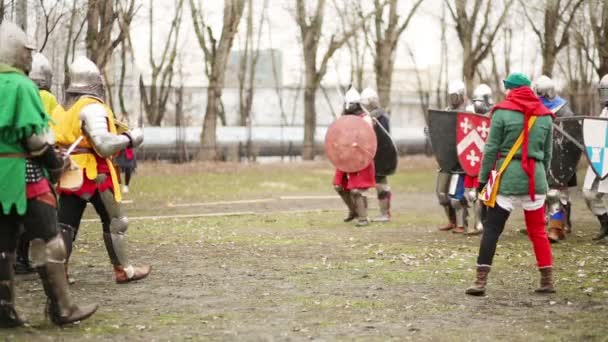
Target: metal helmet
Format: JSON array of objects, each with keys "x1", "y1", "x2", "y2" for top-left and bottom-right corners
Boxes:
[
  {"x1": 344, "y1": 87, "x2": 361, "y2": 113},
  {"x1": 599, "y1": 74, "x2": 608, "y2": 107},
  {"x1": 0, "y1": 21, "x2": 35, "y2": 72},
  {"x1": 533, "y1": 75, "x2": 556, "y2": 99},
  {"x1": 360, "y1": 87, "x2": 380, "y2": 109},
  {"x1": 471, "y1": 84, "x2": 493, "y2": 114},
  {"x1": 66, "y1": 56, "x2": 105, "y2": 98},
  {"x1": 447, "y1": 80, "x2": 466, "y2": 109},
  {"x1": 30, "y1": 53, "x2": 53, "y2": 90}
]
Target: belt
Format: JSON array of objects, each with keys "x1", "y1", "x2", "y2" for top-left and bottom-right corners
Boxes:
[
  {"x1": 498, "y1": 154, "x2": 540, "y2": 162},
  {"x1": 0, "y1": 153, "x2": 30, "y2": 158}
]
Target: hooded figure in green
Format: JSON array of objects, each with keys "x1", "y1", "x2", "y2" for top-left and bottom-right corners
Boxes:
[
  {"x1": 465, "y1": 73, "x2": 556, "y2": 297},
  {"x1": 0, "y1": 21, "x2": 97, "y2": 328}
]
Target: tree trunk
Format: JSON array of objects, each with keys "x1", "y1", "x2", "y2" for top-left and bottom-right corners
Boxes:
[
  {"x1": 302, "y1": 84, "x2": 317, "y2": 160},
  {"x1": 541, "y1": 49, "x2": 556, "y2": 77},
  {"x1": 201, "y1": 81, "x2": 220, "y2": 160},
  {"x1": 375, "y1": 46, "x2": 393, "y2": 108},
  {"x1": 16, "y1": 0, "x2": 27, "y2": 30}
]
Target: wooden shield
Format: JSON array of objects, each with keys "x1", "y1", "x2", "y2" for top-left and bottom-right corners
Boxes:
[
  {"x1": 324, "y1": 115, "x2": 377, "y2": 172},
  {"x1": 456, "y1": 112, "x2": 490, "y2": 177}
]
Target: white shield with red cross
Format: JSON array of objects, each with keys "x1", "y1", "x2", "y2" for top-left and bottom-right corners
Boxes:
[{"x1": 456, "y1": 112, "x2": 491, "y2": 177}]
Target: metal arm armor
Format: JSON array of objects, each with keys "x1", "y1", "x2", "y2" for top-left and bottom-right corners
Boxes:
[{"x1": 80, "y1": 103, "x2": 131, "y2": 158}]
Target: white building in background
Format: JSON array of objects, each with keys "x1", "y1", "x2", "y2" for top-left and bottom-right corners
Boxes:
[{"x1": 20, "y1": 0, "x2": 540, "y2": 129}]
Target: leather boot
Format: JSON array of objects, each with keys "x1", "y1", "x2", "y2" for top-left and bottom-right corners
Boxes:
[
  {"x1": 534, "y1": 267, "x2": 556, "y2": 293},
  {"x1": 465, "y1": 265, "x2": 490, "y2": 296},
  {"x1": 14, "y1": 236, "x2": 34, "y2": 275},
  {"x1": 439, "y1": 206, "x2": 456, "y2": 230},
  {"x1": 593, "y1": 213, "x2": 608, "y2": 241},
  {"x1": 351, "y1": 192, "x2": 369, "y2": 227},
  {"x1": 37, "y1": 262, "x2": 98, "y2": 325},
  {"x1": 114, "y1": 265, "x2": 151, "y2": 284},
  {"x1": 336, "y1": 189, "x2": 357, "y2": 222},
  {"x1": 547, "y1": 219, "x2": 565, "y2": 243},
  {"x1": 0, "y1": 253, "x2": 23, "y2": 328}
]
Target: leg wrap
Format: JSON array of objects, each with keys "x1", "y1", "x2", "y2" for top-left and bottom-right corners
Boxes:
[
  {"x1": 524, "y1": 207, "x2": 553, "y2": 268},
  {"x1": 0, "y1": 252, "x2": 22, "y2": 327},
  {"x1": 335, "y1": 186, "x2": 356, "y2": 215},
  {"x1": 58, "y1": 223, "x2": 74, "y2": 260},
  {"x1": 477, "y1": 204, "x2": 510, "y2": 266},
  {"x1": 377, "y1": 191, "x2": 391, "y2": 217},
  {"x1": 351, "y1": 190, "x2": 368, "y2": 221}
]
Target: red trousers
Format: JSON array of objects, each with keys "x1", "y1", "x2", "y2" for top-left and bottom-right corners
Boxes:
[
  {"x1": 524, "y1": 207, "x2": 553, "y2": 268},
  {"x1": 333, "y1": 163, "x2": 376, "y2": 190}
]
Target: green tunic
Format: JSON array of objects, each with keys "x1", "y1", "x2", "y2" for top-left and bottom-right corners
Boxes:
[
  {"x1": 479, "y1": 109, "x2": 553, "y2": 196},
  {"x1": 0, "y1": 64, "x2": 50, "y2": 215}
]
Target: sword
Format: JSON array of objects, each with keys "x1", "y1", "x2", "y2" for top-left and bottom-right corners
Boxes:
[{"x1": 65, "y1": 136, "x2": 84, "y2": 156}]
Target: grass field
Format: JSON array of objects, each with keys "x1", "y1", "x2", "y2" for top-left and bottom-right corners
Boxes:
[{"x1": 4, "y1": 157, "x2": 608, "y2": 341}]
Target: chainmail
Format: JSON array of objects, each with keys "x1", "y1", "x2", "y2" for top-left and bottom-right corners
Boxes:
[{"x1": 25, "y1": 160, "x2": 45, "y2": 184}]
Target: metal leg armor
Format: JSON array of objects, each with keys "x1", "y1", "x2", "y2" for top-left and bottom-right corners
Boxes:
[
  {"x1": 436, "y1": 172, "x2": 456, "y2": 230},
  {"x1": 464, "y1": 188, "x2": 483, "y2": 235},
  {"x1": 546, "y1": 189, "x2": 565, "y2": 243},
  {"x1": 96, "y1": 190, "x2": 151, "y2": 283},
  {"x1": 30, "y1": 235, "x2": 98, "y2": 325},
  {"x1": 374, "y1": 182, "x2": 391, "y2": 223},
  {"x1": 560, "y1": 189, "x2": 572, "y2": 233},
  {"x1": 335, "y1": 186, "x2": 357, "y2": 222},
  {"x1": 351, "y1": 189, "x2": 369, "y2": 227},
  {"x1": 0, "y1": 252, "x2": 23, "y2": 328},
  {"x1": 450, "y1": 198, "x2": 467, "y2": 234}
]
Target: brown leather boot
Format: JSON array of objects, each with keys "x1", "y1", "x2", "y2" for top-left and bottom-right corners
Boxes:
[
  {"x1": 465, "y1": 265, "x2": 490, "y2": 296},
  {"x1": 114, "y1": 265, "x2": 151, "y2": 284},
  {"x1": 547, "y1": 219, "x2": 565, "y2": 243},
  {"x1": 534, "y1": 267, "x2": 556, "y2": 293},
  {"x1": 0, "y1": 253, "x2": 24, "y2": 328},
  {"x1": 37, "y1": 262, "x2": 98, "y2": 326}
]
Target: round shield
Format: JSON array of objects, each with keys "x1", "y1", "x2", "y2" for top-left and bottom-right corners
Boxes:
[{"x1": 324, "y1": 115, "x2": 377, "y2": 172}]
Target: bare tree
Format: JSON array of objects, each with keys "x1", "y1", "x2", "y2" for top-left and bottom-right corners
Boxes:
[
  {"x1": 584, "y1": 0, "x2": 608, "y2": 78},
  {"x1": 445, "y1": 0, "x2": 515, "y2": 95},
  {"x1": 15, "y1": 0, "x2": 26, "y2": 29},
  {"x1": 62, "y1": 0, "x2": 87, "y2": 96},
  {"x1": 333, "y1": 0, "x2": 368, "y2": 90},
  {"x1": 85, "y1": 0, "x2": 135, "y2": 71},
  {"x1": 367, "y1": 0, "x2": 424, "y2": 107},
  {"x1": 238, "y1": 0, "x2": 268, "y2": 126},
  {"x1": 38, "y1": 0, "x2": 67, "y2": 52},
  {"x1": 139, "y1": 0, "x2": 184, "y2": 126},
  {"x1": 190, "y1": 0, "x2": 246, "y2": 161},
  {"x1": 293, "y1": 0, "x2": 371, "y2": 160},
  {"x1": 519, "y1": 0, "x2": 585, "y2": 77}
]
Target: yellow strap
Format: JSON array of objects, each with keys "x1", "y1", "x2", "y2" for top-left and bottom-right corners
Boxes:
[{"x1": 496, "y1": 116, "x2": 537, "y2": 175}]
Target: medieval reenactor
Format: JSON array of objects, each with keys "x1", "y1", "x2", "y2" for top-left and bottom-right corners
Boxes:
[
  {"x1": 14, "y1": 52, "x2": 61, "y2": 275},
  {"x1": 0, "y1": 21, "x2": 98, "y2": 327},
  {"x1": 331, "y1": 88, "x2": 377, "y2": 227},
  {"x1": 466, "y1": 73, "x2": 555, "y2": 296},
  {"x1": 462, "y1": 84, "x2": 494, "y2": 235},
  {"x1": 52, "y1": 56, "x2": 151, "y2": 283},
  {"x1": 581, "y1": 74, "x2": 608, "y2": 241},
  {"x1": 361, "y1": 87, "x2": 397, "y2": 222},
  {"x1": 437, "y1": 80, "x2": 468, "y2": 233},
  {"x1": 533, "y1": 75, "x2": 579, "y2": 242}
]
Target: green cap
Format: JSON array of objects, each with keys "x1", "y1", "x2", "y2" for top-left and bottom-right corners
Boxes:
[{"x1": 503, "y1": 72, "x2": 532, "y2": 90}]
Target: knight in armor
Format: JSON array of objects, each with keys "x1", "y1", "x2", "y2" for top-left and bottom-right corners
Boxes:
[
  {"x1": 361, "y1": 87, "x2": 392, "y2": 222},
  {"x1": 463, "y1": 84, "x2": 494, "y2": 235},
  {"x1": 14, "y1": 52, "x2": 61, "y2": 275},
  {"x1": 333, "y1": 88, "x2": 376, "y2": 227},
  {"x1": 0, "y1": 21, "x2": 97, "y2": 327},
  {"x1": 437, "y1": 81, "x2": 468, "y2": 233},
  {"x1": 582, "y1": 74, "x2": 608, "y2": 241},
  {"x1": 533, "y1": 75, "x2": 577, "y2": 242},
  {"x1": 52, "y1": 56, "x2": 151, "y2": 283}
]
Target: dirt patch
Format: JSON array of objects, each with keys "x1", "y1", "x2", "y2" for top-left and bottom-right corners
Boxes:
[{"x1": 6, "y1": 161, "x2": 608, "y2": 341}]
